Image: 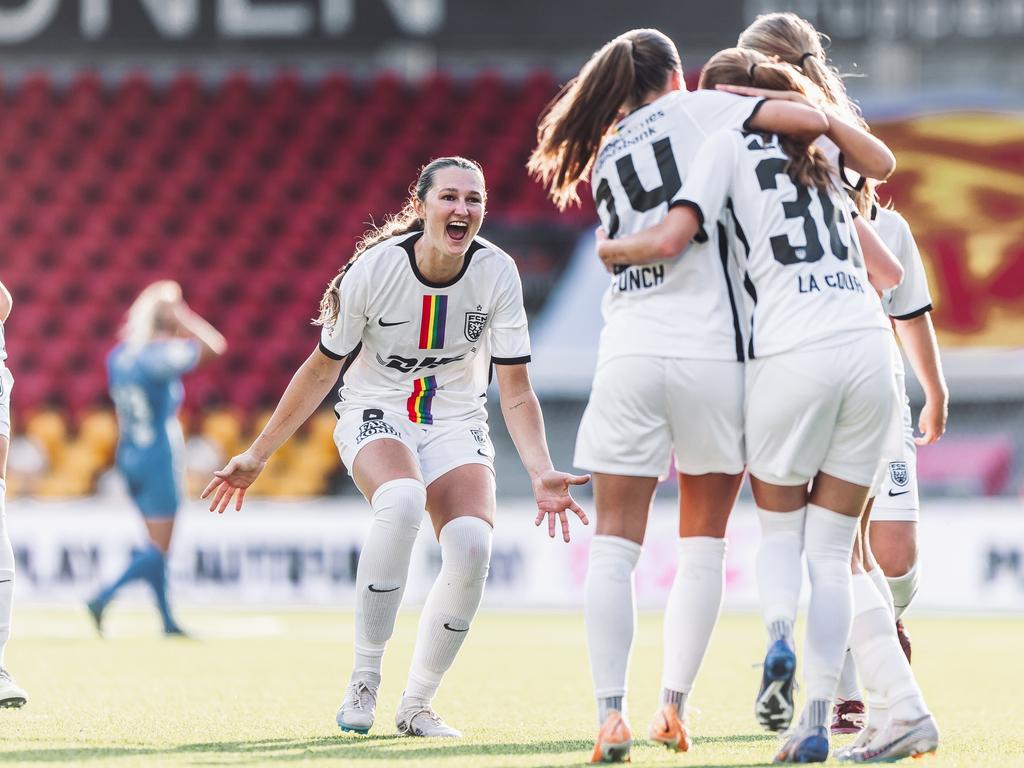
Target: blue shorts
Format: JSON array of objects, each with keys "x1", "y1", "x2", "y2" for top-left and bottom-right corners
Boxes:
[{"x1": 120, "y1": 462, "x2": 180, "y2": 519}]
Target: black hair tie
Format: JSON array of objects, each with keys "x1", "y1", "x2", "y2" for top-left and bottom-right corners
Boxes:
[
  {"x1": 800, "y1": 51, "x2": 815, "y2": 65},
  {"x1": 748, "y1": 62, "x2": 758, "y2": 80}
]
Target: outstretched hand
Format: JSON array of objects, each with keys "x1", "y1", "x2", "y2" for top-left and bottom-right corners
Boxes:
[
  {"x1": 201, "y1": 450, "x2": 267, "y2": 513},
  {"x1": 532, "y1": 469, "x2": 591, "y2": 542}
]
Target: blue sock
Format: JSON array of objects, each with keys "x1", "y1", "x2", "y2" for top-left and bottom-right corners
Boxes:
[{"x1": 95, "y1": 545, "x2": 177, "y2": 630}]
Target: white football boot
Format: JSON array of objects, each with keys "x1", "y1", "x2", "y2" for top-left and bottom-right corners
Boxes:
[
  {"x1": 0, "y1": 668, "x2": 27, "y2": 708},
  {"x1": 395, "y1": 698, "x2": 461, "y2": 738},
  {"x1": 840, "y1": 714, "x2": 939, "y2": 763},
  {"x1": 336, "y1": 679, "x2": 377, "y2": 734}
]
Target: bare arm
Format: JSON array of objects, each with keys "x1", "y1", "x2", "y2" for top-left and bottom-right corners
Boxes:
[
  {"x1": 495, "y1": 363, "x2": 589, "y2": 541},
  {"x1": 595, "y1": 206, "x2": 703, "y2": 272},
  {"x1": 0, "y1": 279, "x2": 11, "y2": 323},
  {"x1": 174, "y1": 302, "x2": 227, "y2": 362},
  {"x1": 202, "y1": 347, "x2": 344, "y2": 511},
  {"x1": 747, "y1": 99, "x2": 830, "y2": 142},
  {"x1": 894, "y1": 312, "x2": 948, "y2": 445},
  {"x1": 856, "y1": 217, "x2": 904, "y2": 291}
]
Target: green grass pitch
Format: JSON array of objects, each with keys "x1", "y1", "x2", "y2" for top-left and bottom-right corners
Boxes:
[{"x1": 1, "y1": 607, "x2": 1021, "y2": 766}]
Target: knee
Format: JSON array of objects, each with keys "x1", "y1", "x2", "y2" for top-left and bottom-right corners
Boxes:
[
  {"x1": 371, "y1": 478, "x2": 427, "y2": 532},
  {"x1": 439, "y1": 516, "x2": 492, "y2": 578},
  {"x1": 876, "y1": 547, "x2": 917, "y2": 577},
  {"x1": 870, "y1": 528, "x2": 917, "y2": 576},
  {"x1": 588, "y1": 535, "x2": 642, "y2": 581}
]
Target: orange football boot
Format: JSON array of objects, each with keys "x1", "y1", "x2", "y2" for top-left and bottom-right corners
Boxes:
[
  {"x1": 648, "y1": 704, "x2": 691, "y2": 752},
  {"x1": 590, "y1": 710, "x2": 633, "y2": 763}
]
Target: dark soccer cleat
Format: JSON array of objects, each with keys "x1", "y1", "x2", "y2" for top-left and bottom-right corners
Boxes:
[
  {"x1": 895, "y1": 619, "x2": 911, "y2": 663},
  {"x1": 756, "y1": 638, "x2": 797, "y2": 732},
  {"x1": 831, "y1": 698, "x2": 866, "y2": 735},
  {"x1": 774, "y1": 725, "x2": 830, "y2": 763},
  {"x1": 86, "y1": 598, "x2": 105, "y2": 637}
]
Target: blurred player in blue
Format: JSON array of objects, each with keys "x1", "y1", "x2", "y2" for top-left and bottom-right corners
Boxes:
[{"x1": 88, "y1": 281, "x2": 225, "y2": 636}]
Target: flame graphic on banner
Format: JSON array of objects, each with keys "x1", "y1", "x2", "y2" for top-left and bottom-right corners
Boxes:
[{"x1": 874, "y1": 112, "x2": 1024, "y2": 347}]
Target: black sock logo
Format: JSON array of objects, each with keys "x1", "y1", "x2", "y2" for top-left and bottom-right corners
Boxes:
[
  {"x1": 367, "y1": 584, "x2": 399, "y2": 593},
  {"x1": 443, "y1": 622, "x2": 468, "y2": 632}
]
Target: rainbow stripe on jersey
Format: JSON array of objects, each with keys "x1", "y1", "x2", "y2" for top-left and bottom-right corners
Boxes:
[
  {"x1": 407, "y1": 375, "x2": 439, "y2": 425},
  {"x1": 419, "y1": 294, "x2": 448, "y2": 349}
]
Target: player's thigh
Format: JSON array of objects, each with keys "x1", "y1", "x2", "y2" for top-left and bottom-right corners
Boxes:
[
  {"x1": 425, "y1": 463, "x2": 495, "y2": 539},
  {"x1": 336, "y1": 406, "x2": 422, "y2": 498},
  {"x1": 749, "y1": 475, "x2": 809, "y2": 513},
  {"x1": 870, "y1": 425, "x2": 920, "y2": 522},
  {"x1": 678, "y1": 472, "x2": 744, "y2": 538},
  {"x1": 745, "y1": 350, "x2": 840, "y2": 488},
  {"x1": 592, "y1": 472, "x2": 657, "y2": 545},
  {"x1": 667, "y1": 359, "x2": 745, "y2": 476},
  {"x1": 869, "y1": 521, "x2": 918, "y2": 576},
  {"x1": 144, "y1": 518, "x2": 175, "y2": 553},
  {"x1": 418, "y1": 420, "x2": 494, "y2": 488},
  {"x1": 809, "y1": 471, "x2": 871, "y2": 518},
  {"x1": 574, "y1": 356, "x2": 673, "y2": 479},
  {"x1": 0, "y1": 435, "x2": 7, "y2": 482}
]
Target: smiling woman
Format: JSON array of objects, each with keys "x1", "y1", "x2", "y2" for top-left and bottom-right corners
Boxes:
[{"x1": 201, "y1": 156, "x2": 590, "y2": 740}]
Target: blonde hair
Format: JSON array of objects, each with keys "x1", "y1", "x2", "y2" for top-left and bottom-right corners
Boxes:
[
  {"x1": 314, "y1": 156, "x2": 485, "y2": 328},
  {"x1": 120, "y1": 280, "x2": 181, "y2": 348},
  {"x1": 738, "y1": 12, "x2": 877, "y2": 213},
  {"x1": 699, "y1": 48, "x2": 833, "y2": 192},
  {"x1": 528, "y1": 28, "x2": 681, "y2": 211}
]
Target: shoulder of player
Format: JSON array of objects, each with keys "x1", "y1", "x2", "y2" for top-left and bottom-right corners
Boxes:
[
  {"x1": 466, "y1": 236, "x2": 517, "y2": 272},
  {"x1": 338, "y1": 232, "x2": 419, "y2": 283}
]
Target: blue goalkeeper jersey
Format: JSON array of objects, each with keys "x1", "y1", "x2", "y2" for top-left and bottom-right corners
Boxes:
[{"x1": 107, "y1": 339, "x2": 200, "y2": 474}]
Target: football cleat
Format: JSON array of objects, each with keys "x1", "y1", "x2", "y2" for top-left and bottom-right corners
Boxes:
[
  {"x1": 648, "y1": 703, "x2": 690, "y2": 752},
  {"x1": 590, "y1": 710, "x2": 633, "y2": 763},
  {"x1": 395, "y1": 699, "x2": 461, "y2": 738},
  {"x1": 841, "y1": 714, "x2": 939, "y2": 763},
  {"x1": 756, "y1": 638, "x2": 797, "y2": 732},
  {"x1": 834, "y1": 724, "x2": 880, "y2": 761},
  {"x1": 0, "y1": 668, "x2": 27, "y2": 708},
  {"x1": 895, "y1": 620, "x2": 912, "y2": 664},
  {"x1": 336, "y1": 680, "x2": 378, "y2": 734},
  {"x1": 774, "y1": 724, "x2": 830, "y2": 763},
  {"x1": 86, "y1": 598, "x2": 105, "y2": 637},
  {"x1": 831, "y1": 699, "x2": 866, "y2": 735}
]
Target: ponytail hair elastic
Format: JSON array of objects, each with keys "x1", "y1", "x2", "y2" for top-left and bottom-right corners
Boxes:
[
  {"x1": 748, "y1": 62, "x2": 759, "y2": 80},
  {"x1": 799, "y1": 51, "x2": 816, "y2": 65}
]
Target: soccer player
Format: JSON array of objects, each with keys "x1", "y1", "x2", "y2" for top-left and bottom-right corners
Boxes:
[
  {"x1": 595, "y1": 47, "x2": 911, "y2": 763},
  {"x1": 202, "y1": 156, "x2": 589, "y2": 739},
  {"x1": 87, "y1": 281, "x2": 226, "y2": 636},
  {"x1": 527, "y1": 28, "x2": 892, "y2": 763},
  {"x1": 0, "y1": 277, "x2": 27, "y2": 708}
]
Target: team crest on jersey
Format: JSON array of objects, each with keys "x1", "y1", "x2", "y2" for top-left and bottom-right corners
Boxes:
[
  {"x1": 470, "y1": 428, "x2": 487, "y2": 446},
  {"x1": 464, "y1": 311, "x2": 488, "y2": 342},
  {"x1": 889, "y1": 461, "x2": 910, "y2": 487}
]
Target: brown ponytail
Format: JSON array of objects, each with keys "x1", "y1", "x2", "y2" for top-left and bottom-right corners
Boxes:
[
  {"x1": 528, "y1": 28, "x2": 681, "y2": 211},
  {"x1": 314, "y1": 156, "x2": 485, "y2": 327},
  {"x1": 738, "y1": 12, "x2": 877, "y2": 214},
  {"x1": 700, "y1": 48, "x2": 833, "y2": 192}
]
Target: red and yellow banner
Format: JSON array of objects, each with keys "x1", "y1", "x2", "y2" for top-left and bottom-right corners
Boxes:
[{"x1": 874, "y1": 112, "x2": 1024, "y2": 348}]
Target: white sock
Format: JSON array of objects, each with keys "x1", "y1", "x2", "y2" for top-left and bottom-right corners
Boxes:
[
  {"x1": 0, "y1": 479, "x2": 13, "y2": 668},
  {"x1": 868, "y1": 565, "x2": 895, "y2": 618},
  {"x1": 886, "y1": 562, "x2": 919, "y2": 620},
  {"x1": 802, "y1": 504, "x2": 858, "y2": 702},
  {"x1": 836, "y1": 649, "x2": 861, "y2": 702},
  {"x1": 661, "y1": 536, "x2": 726, "y2": 713},
  {"x1": 404, "y1": 516, "x2": 492, "y2": 704},
  {"x1": 850, "y1": 573, "x2": 929, "y2": 722},
  {"x1": 351, "y1": 478, "x2": 426, "y2": 685},
  {"x1": 756, "y1": 506, "x2": 805, "y2": 645},
  {"x1": 585, "y1": 535, "x2": 641, "y2": 724}
]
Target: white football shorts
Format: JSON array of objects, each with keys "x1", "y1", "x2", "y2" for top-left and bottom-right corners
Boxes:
[
  {"x1": 334, "y1": 404, "x2": 494, "y2": 488},
  {"x1": 745, "y1": 330, "x2": 898, "y2": 487},
  {"x1": 870, "y1": 392, "x2": 919, "y2": 522},
  {"x1": 0, "y1": 366, "x2": 12, "y2": 440},
  {"x1": 574, "y1": 355, "x2": 744, "y2": 478}
]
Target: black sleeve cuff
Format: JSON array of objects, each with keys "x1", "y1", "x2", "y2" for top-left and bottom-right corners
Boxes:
[
  {"x1": 491, "y1": 355, "x2": 531, "y2": 365},
  {"x1": 892, "y1": 304, "x2": 932, "y2": 321},
  {"x1": 669, "y1": 199, "x2": 707, "y2": 243},
  {"x1": 838, "y1": 151, "x2": 866, "y2": 192},
  {"x1": 318, "y1": 340, "x2": 346, "y2": 360},
  {"x1": 742, "y1": 98, "x2": 767, "y2": 132}
]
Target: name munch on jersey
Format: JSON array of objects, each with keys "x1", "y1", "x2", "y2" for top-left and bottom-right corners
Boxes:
[
  {"x1": 319, "y1": 232, "x2": 531, "y2": 425},
  {"x1": 591, "y1": 88, "x2": 765, "y2": 365}
]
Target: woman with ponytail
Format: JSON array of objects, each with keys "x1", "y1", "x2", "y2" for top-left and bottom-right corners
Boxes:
[
  {"x1": 528, "y1": 28, "x2": 896, "y2": 765},
  {"x1": 596, "y1": 46, "x2": 938, "y2": 764},
  {"x1": 203, "y1": 156, "x2": 588, "y2": 740}
]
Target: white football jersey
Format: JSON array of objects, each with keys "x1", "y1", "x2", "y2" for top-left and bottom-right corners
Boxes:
[
  {"x1": 680, "y1": 129, "x2": 888, "y2": 358},
  {"x1": 591, "y1": 89, "x2": 765, "y2": 363},
  {"x1": 873, "y1": 208, "x2": 933, "y2": 320},
  {"x1": 319, "y1": 232, "x2": 531, "y2": 424}
]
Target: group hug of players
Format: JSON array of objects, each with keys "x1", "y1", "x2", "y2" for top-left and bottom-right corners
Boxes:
[{"x1": 0, "y1": 10, "x2": 947, "y2": 766}]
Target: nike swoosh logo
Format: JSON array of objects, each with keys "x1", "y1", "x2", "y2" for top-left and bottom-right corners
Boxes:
[
  {"x1": 476, "y1": 449, "x2": 490, "y2": 458},
  {"x1": 861, "y1": 726, "x2": 927, "y2": 760},
  {"x1": 443, "y1": 622, "x2": 468, "y2": 632},
  {"x1": 378, "y1": 319, "x2": 409, "y2": 327},
  {"x1": 888, "y1": 489, "x2": 911, "y2": 497},
  {"x1": 367, "y1": 584, "x2": 399, "y2": 593}
]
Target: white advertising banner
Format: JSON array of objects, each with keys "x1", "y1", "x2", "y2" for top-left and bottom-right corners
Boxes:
[{"x1": 5, "y1": 498, "x2": 1024, "y2": 613}]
